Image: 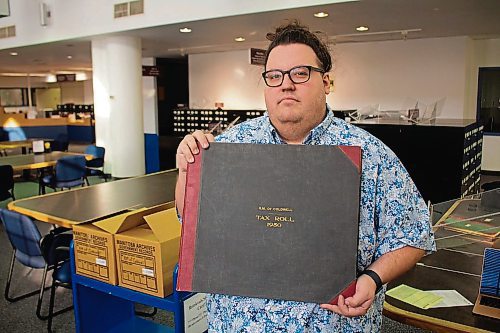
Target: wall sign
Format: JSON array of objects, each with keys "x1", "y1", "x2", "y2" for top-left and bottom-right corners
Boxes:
[
  {"x1": 250, "y1": 48, "x2": 266, "y2": 66},
  {"x1": 142, "y1": 66, "x2": 160, "y2": 76}
]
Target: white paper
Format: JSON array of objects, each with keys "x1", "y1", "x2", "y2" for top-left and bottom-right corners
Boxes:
[
  {"x1": 32, "y1": 140, "x2": 44, "y2": 153},
  {"x1": 184, "y1": 293, "x2": 208, "y2": 333},
  {"x1": 426, "y1": 290, "x2": 473, "y2": 308}
]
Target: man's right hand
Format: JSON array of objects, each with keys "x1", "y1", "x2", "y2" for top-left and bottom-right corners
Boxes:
[
  {"x1": 176, "y1": 130, "x2": 215, "y2": 172},
  {"x1": 175, "y1": 130, "x2": 214, "y2": 214}
]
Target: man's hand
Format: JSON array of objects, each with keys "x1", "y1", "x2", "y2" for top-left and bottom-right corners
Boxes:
[
  {"x1": 176, "y1": 130, "x2": 215, "y2": 172},
  {"x1": 320, "y1": 274, "x2": 377, "y2": 317},
  {"x1": 175, "y1": 130, "x2": 215, "y2": 214}
]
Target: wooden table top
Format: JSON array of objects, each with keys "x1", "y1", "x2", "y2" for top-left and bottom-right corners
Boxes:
[
  {"x1": 8, "y1": 170, "x2": 178, "y2": 228},
  {"x1": 0, "y1": 151, "x2": 91, "y2": 171}
]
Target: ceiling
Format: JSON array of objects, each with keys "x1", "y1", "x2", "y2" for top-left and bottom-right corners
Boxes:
[{"x1": 1, "y1": 0, "x2": 500, "y2": 75}]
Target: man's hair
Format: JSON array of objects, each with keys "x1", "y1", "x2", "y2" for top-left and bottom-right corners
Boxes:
[{"x1": 265, "y1": 20, "x2": 332, "y2": 72}]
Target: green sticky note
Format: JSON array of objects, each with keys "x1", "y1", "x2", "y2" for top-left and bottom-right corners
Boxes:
[
  {"x1": 386, "y1": 284, "x2": 443, "y2": 310},
  {"x1": 386, "y1": 284, "x2": 420, "y2": 299}
]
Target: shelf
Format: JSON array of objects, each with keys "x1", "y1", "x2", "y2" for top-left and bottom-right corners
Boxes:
[
  {"x1": 70, "y1": 242, "x2": 200, "y2": 333},
  {"x1": 73, "y1": 273, "x2": 192, "y2": 311}
]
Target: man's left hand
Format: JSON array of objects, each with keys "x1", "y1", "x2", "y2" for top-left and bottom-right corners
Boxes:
[{"x1": 320, "y1": 274, "x2": 377, "y2": 317}]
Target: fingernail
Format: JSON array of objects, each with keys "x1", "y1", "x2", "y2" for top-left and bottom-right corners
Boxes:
[
  {"x1": 188, "y1": 157, "x2": 194, "y2": 163},
  {"x1": 193, "y1": 148, "x2": 199, "y2": 154},
  {"x1": 202, "y1": 143, "x2": 208, "y2": 148}
]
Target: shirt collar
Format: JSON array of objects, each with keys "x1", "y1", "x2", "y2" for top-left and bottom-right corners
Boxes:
[{"x1": 264, "y1": 104, "x2": 335, "y2": 144}]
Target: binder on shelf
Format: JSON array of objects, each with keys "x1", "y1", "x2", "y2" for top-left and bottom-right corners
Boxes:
[{"x1": 177, "y1": 142, "x2": 361, "y2": 304}]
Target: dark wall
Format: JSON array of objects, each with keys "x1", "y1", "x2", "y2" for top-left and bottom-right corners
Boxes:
[{"x1": 156, "y1": 57, "x2": 189, "y2": 136}]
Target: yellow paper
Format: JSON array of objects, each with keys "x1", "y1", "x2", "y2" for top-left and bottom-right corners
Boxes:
[{"x1": 386, "y1": 284, "x2": 443, "y2": 309}]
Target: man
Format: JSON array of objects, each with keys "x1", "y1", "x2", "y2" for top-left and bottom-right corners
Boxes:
[{"x1": 176, "y1": 22, "x2": 435, "y2": 332}]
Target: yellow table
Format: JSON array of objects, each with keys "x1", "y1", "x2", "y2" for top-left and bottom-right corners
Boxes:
[
  {"x1": 0, "y1": 139, "x2": 53, "y2": 154},
  {"x1": 8, "y1": 170, "x2": 178, "y2": 228},
  {"x1": 0, "y1": 151, "x2": 91, "y2": 172}
]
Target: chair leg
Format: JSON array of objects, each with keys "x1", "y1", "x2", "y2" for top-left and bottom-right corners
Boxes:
[
  {"x1": 4, "y1": 250, "x2": 17, "y2": 301},
  {"x1": 36, "y1": 265, "x2": 50, "y2": 320},
  {"x1": 47, "y1": 281, "x2": 56, "y2": 333},
  {"x1": 46, "y1": 280, "x2": 73, "y2": 332},
  {"x1": 84, "y1": 176, "x2": 89, "y2": 186},
  {"x1": 4, "y1": 250, "x2": 48, "y2": 303}
]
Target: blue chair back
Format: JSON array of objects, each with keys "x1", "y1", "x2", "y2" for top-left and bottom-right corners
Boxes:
[
  {"x1": 0, "y1": 209, "x2": 45, "y2": 268},
  {"x1": 84, "y1": 145, "x2": 105, "y2": 168},
  {"x1": 56, "y1": 155, "x2": 87, "y2": 182},
  {"x1": 84, "y1": 145, "x2": 105, "y2": 159}
]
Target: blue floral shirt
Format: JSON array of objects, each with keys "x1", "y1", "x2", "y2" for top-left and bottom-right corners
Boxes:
[{"x1": 206, "y1": 108, "x2": 436, "y2": 332}]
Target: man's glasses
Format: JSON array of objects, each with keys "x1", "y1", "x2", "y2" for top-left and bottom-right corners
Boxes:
[{"x1": 262, "y1": 65, "x2": 325, "y2": 87}]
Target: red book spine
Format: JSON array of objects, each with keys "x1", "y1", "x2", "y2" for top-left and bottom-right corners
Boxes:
[
  {"x1": 328, "y1": 280, "x2": 357, "y2": 305},
  {"x1": 177, "y1": 147, "x2": 203, "y2": 291}
]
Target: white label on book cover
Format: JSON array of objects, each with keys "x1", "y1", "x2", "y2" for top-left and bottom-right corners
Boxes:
[
  {"x1": 95, "y1": 258, "x2": 107, "y2": 266},
  {"x1": 142, "y1": 268, "x2": 154, "y2": 277},
  {"x1": 184, "y1": 293, "x2": 208, "y2": 333}
]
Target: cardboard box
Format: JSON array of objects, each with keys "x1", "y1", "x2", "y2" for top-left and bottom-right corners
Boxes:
[
  {"x1": 73, "y1": 223, "x2": 117, "y2": 284},
  {"x1": 114, "y1": 203, "x2": 181, "y2": 297},
  {"x1": 72, "y1": 202, "x2": 175, "y2": 288}
]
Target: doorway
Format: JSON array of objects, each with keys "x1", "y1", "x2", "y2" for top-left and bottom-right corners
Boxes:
[{"x1": 477, "y1": 67, "x2": 500, "y2": 134}]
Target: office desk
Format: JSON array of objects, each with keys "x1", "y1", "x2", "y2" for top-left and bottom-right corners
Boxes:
[
  {"x1": 8, "y1": 170, "x2": 178, "y2": 228},
  {"x1": 0, "y1": 151, "x2": 90, "y2": 172},
  {"x1": 383, "y1": 196, "x2": 500, "y2": 333}
]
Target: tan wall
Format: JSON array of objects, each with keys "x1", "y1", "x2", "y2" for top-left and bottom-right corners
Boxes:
[{"x1": 36, "y1": 88, "x2": 61, "y2": 109}]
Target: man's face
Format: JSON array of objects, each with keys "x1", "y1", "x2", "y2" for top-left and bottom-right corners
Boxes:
[{"x1": 264, "y1": 43, "x2": 330, "y2": 136}]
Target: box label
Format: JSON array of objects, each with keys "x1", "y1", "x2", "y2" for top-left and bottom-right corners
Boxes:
[
  {"x1": 118, "y1": 250, "x2": 158, "y2": 292},
  {"x1": 142, "y1": 268, "x2": 154, "y2": 277},
  {"x1": 74, "y1": 240, "x2": 110, "y2": 279},
  {"x1": 96, "y1": 258, "x2": 107, "y2": 266}
]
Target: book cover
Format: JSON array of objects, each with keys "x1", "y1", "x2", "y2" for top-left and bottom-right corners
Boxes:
[{"x1": 178, "y1": 142, "x2": 361, "y2": 304}]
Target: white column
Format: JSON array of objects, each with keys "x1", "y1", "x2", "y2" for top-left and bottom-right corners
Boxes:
[
  {"x1": 91, "y1": 36, "x2": 145, "y2": 177},
  {"x1": 142, "y1": 57, "x2": 158, "y2": 135}
]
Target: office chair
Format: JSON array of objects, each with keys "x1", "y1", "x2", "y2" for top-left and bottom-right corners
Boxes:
[
  {"x1": 0, "y1": 209, "x2": 73, "y2": 331},
  {"x1": 83, "y1": 145, "x2": 109, "y2": 185},
  {"x1": 42, "y1": 229, "x2": 73, "y2": 332},
  {"x1": 0, "y1": 165, "x2": 15, "y2": 201},
  {"x1": 40, "y1": 155, "x2": 87, "y2": 194}
]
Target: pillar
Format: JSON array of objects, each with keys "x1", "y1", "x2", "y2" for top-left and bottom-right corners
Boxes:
[{"x1": 91, "y1": 36, "x2": 145, "y2": 177}]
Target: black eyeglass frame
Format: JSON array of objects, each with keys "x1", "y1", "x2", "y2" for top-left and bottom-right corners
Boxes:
[{"x1": 261, "y1": 65, "x2": 325, "y2": 87}]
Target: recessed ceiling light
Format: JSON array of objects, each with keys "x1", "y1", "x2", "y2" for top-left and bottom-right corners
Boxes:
[
  {"x1": 180, "y1": 27, "x2": 192, "y2": 33},
  {"x1": 356, "y1": 26, "x2": 369, "y2": 32},
  {"x1": 234, "y1": 37, "x2": 245, "y2": 42},
  {"x1": 314, "y1": 12, "x2": 329, "y2": 18},
  {"x1": 10, "y1": 52, "x2": 18, "y2": 56},
  {"x1": 46, "y1": 74, "x2": 57, "y2": 83},
  {"x1": 67, "y1": 55, "x2": 73, "y2": 59}
]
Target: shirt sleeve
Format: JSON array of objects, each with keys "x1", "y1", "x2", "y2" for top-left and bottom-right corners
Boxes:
[{"x1": 373, "y1": 148, "x2": 436, "y2": 259}]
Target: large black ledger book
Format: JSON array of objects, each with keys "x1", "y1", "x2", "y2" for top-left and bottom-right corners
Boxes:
[{"x1": 178, "y1": 142, "x2": 361, "y2": 304}]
